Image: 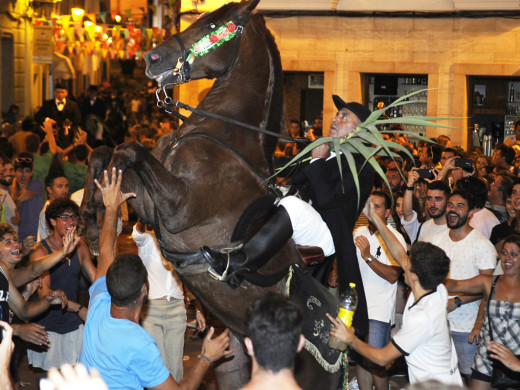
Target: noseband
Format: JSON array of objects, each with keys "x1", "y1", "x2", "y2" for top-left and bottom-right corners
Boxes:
[
  {"x1": 172, "y1": 34, "x2": 191, "y2": 85},
  {"x1": 169, "y1": 20, "x2": 244, "y2": 87}
]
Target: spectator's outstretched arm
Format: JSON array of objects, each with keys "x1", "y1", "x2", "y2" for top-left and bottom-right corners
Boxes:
[
  {"x1": 326, "y1": 314, "x2": 401, "y2": 367},
  {"x1": 3, "y1": 262, "x2": 67, "y2": 321},
  {"x1": 13, "y1": 228, "x2": 80, "y2": 287},
  {"x1": 364, "y1": 197, "x2": 408, "y2": 268},
  {"x1": 403, "y1": 169, "x2": 419, "y2": 222},
  {"x1": 94, "y1": 168, "x2": 135, "y2": 281},
  {"x1": 41, "y1": 118, "x2": 58, "y2": 155},
  {"x1": 0, "y1": 321, "x2": 14, "y2": 390},
  {"x1": 150, "y1": 327, "x2": 234, "y2": 390}
]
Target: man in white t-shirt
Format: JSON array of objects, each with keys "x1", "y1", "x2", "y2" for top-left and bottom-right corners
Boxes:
[
  {"x1": 354, "y1": 191, "x2": 405, "y2": 390},
  {"x1": 328, "y1": 196, "x2": 463, "y2": 386},
  {"x1": 429, "y1": 189, "x2": 496, "y2": 383},
  {"x1": 455, "y1": 176, "x2": 500, "y2": 239},
  {"x1": 401, "y1": 171, "x2": 450, "y2": 243},
  {"x1": 37, "y1": 171, "x2": 69, "y2": 241}
]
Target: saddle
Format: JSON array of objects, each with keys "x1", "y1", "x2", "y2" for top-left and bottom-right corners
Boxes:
[{"x1": 205, "y1": 194, "x2": 326, "y2": 288}]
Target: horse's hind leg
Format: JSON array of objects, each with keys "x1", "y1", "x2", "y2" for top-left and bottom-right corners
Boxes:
[{"x1": 214, "y1": 332, "x2": 250, "y2": 390}]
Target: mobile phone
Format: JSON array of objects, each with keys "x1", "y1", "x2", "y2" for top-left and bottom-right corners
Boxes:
[
  {"x1": 454, "y1": 158, "x2": 474, "y2": 172},
  {"x1": 416, "y1": 168, "x2": 435, "y2": 180}
]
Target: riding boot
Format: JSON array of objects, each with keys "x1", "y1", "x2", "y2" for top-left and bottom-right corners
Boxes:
[{"x1": 200, "y1": 206, "x2": 293, "y2": 287}]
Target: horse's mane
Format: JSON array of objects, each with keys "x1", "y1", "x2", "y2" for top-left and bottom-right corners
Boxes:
[{"x1": 249, "y1": 13, "x2": 285, "y2": 174}]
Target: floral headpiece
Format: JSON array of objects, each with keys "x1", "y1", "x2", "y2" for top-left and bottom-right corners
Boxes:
[{"x1": 187, "y1": 21, "x2": 239, "y2": 63}]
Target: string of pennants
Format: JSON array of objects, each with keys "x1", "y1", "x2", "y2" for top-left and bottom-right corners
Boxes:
[{"x1": 32, "y1": 7, "x2": 173, "y2": 60}]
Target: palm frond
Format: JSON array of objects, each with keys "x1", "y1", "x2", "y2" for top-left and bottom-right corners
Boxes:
[{"x1": 272, "y1": 90, "x2": 454, "y2": 197}]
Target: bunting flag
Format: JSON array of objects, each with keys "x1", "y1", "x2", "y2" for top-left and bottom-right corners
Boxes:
[
  {"x1": 124, "y1": 9, "x2": 132, "y2": 18},
  {"x1": 41, "y1": 8, "x2": 174, "y2": 62},
  {"x1": 67, "y1": 27, "x2": 75, "y2": 42}
]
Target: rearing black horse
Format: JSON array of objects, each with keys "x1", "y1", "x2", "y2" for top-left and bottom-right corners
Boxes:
[{"x1": 81, "y1": 1, "x2": 341, "y2": 388}]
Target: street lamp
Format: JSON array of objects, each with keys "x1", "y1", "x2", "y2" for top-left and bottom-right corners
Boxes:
[{"x1": 71, "y1": 7, "x2": 85, "y2": 22}]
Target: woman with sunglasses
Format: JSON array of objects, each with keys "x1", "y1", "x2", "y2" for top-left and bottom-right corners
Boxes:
[{"x1": 27, "y1": 198, "x2": 95, "y2": 371}]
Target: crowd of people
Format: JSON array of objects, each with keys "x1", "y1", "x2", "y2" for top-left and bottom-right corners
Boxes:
[{"x1": 1, "y1": 81, "x2": 520, "y2": 390}]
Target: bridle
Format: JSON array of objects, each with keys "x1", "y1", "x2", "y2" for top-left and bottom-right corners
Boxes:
[
  {"x1": 159, "y1": 20, "x2": 244, "y2": 97},
  {"x1": 153, "y1": 16, "x2": 307, "y2": 157}
]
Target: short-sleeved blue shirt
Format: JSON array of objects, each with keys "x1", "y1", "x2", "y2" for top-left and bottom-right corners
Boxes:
[{"x1": 79, "y1": 277, "x2": 170, "y2": 389}]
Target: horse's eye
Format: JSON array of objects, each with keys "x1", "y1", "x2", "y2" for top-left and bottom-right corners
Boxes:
[{"x1": 209, "y1": 23, "x2": 216, "y2": 29}]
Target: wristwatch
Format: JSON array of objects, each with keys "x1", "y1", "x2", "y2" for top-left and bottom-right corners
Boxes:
[
  {"x1": 454, "y1": 296, "x2": 462, "y2": 308},
  {"x1": 365, "y1": 255, "x2": 376, "y2": 264},
  {"x1": 405, "y1": 185, "x2": 414, "y2": 191}
]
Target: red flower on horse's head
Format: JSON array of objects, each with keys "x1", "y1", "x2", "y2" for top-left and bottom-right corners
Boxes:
[
  {"x1": 227, "y1": 23, "x2": 236, "y2": 32},
  {"x1": 209, "y1": 35, "x2": 219, "y2": 43}
]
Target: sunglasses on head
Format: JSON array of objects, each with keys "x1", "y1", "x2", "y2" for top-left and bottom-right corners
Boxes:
[{"x1": 14, "y1": 157, "x2": 32, "y2": 163}]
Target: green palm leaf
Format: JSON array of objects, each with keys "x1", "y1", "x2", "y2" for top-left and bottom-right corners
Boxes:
[{"x1": 272, "y1": 89, "x2": 453, "y2": 199}]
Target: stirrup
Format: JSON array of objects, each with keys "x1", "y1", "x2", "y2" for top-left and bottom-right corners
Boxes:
[{"x1": 206, "y1": 244, "x2": 243, "y2": 281}]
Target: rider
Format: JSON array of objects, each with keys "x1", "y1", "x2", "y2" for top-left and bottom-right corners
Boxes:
[{"x1": 200, "y1": 95, "x2": 374, "y2": 337}]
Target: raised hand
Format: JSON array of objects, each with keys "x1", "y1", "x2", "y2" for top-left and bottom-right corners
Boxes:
[
  {"x1": 355, "y1": 236, "x2": 371, "y2": 260},
  {"x1": 94, "y1": 168, "x2": 136, "y2": 210},
  {"x1": 60, "y1": 227, "x2": 80, "y2": 257},
  {"x1": 41, "y1": 118, "x2": 57, "y2": 134},
  {"x1": 407, "y1": 169, "x2": 420, "y2": 187},
  {"x1": 363, "y1": 196, "x2": 380, "y2": 224}
]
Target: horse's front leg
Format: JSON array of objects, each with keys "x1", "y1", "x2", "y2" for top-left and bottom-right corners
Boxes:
[{"x1": 108, "y1": 142, "x2": 190, "y2": 234}]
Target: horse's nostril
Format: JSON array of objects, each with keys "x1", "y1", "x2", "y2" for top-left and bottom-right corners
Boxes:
[{"x1": 151, "y1": 53, "x2": 160, "y2": 62}]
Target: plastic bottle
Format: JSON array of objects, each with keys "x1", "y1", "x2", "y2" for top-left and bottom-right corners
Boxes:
[{"x1": 328, "y1": 282, "x2": 358, "y2": 351}]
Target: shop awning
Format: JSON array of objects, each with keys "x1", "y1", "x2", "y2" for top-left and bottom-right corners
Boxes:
[{"x1": 50, "y1": 52, "x2": 75, "y2": 80}]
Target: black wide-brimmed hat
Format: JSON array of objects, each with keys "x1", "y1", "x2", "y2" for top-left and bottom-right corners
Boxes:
[{"x1": 332, "y1": 95, "x2": 372, "y2": 123}]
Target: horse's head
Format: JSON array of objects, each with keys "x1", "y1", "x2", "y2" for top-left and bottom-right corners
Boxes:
[
  {"x1": 80, "y1": 146, "x2": 114, "y2": 256},
  {"x1": 144, "y1": 0, "x2": 260, "y2": 87}
]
